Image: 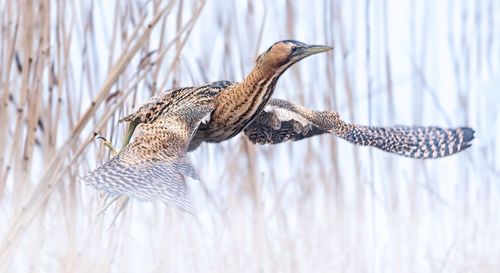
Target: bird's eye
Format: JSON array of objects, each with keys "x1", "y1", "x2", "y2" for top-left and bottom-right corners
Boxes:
[{"x1": 291, "y1": 46, "x2": 298, "y2": 52}]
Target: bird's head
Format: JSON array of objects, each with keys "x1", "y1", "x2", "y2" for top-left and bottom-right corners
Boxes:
[{"x1": 256, "y1": 40, "x2": 332, "y2": 69}]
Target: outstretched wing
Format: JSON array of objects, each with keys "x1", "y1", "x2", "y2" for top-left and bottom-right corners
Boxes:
[
  {"x1": 340, "y1": 125, "x2": 474, "y2": 158},
  {"x1": 244, "y1": 99, "x2": 475, "y2": 159},
  {"x1": 81, "y1": 104, "x2": 213, "y2": 213}
]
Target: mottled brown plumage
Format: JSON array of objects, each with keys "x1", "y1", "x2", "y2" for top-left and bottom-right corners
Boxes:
[{"x1": 82, "y1": 40, "x2": 474, "y2": 212}]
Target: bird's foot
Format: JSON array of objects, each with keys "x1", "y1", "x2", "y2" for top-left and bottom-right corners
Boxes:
[
  {"x1": 106, "y1": 196, "x2": 129, "y2": 231},
  {"x1": 95, "y1": 193, "x2": 130, "y2": 230},
  {"x1": 94, "y1": 133, "x2": 118, "y2": 156},
  {"x1": 95, "y1": 194, "x2": 121, "y2": 216}
]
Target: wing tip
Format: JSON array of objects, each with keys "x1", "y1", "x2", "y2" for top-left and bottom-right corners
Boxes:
[{"x1": 461, "y1": 127, "x2": 475, "y2": 145}]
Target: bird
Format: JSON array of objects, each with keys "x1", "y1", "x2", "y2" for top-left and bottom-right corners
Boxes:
[{"x1": 81, "y1": 40, "x2": 475, "y2": 213}]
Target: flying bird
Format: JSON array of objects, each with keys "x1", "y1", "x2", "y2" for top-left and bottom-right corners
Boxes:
[{"x1": 82, "y1": 40, "x2": 475, "y2": 212}]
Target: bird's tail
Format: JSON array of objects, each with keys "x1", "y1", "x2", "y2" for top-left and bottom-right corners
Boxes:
[{"x1": 339, "y1": 125, "x2": 475, "y2": 159}]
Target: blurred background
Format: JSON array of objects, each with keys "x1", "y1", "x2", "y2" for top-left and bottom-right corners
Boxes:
[{"x1": 1, "y1": 0, "x2": 499, "y2": 272}]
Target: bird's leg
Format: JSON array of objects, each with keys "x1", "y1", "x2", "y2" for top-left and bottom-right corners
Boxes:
[
  {"x1": 90, "y1": 122, "x2": 138, "y2": 220},
  {"x1": 94, "y1": 120, "x2": 138, "y2": 155},
  {"x1": 95, "y1": 134, "x2": 118, "y2": 156},
  {"x1": 106, "y1": 196, "x2": 129, "y2": 231},
  {"x1": 94, "y1": 194, "x2": 130, "y2": 229},
  {"x1": 95, "y1": 194, "x2": 121, "y2": 216},
  {"x1": 122, "y1": 121, "x2": 138, "y2": 148},
  {"x1": 92, "y1": 122, "x2": 138, "y2": 218}
]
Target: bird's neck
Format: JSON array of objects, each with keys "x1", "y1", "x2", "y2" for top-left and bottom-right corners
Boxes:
[
  {"x1": 211, "y1": 62, "x2": 288, "y2": 135},
  {"x1": 234, "y1": 61, "x2": 288, "y2": 110},
  {"x1": 241, "y1": 62, "x2": 282, "y2": 89},
  {"x1": 219, "y1": 64, "x2": 284, "y2": 115}
]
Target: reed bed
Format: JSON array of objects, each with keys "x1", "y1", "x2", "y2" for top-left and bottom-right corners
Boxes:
[{"x1": 0, "y1": 0, "x2": 499, "y2": 272}]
